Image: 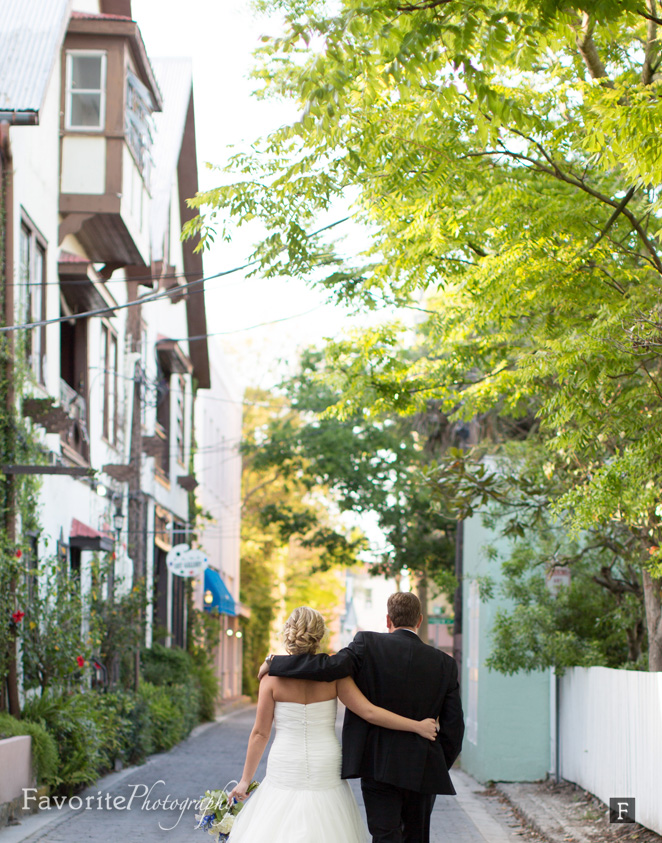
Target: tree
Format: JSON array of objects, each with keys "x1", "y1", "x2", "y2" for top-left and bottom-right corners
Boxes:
[
  {"x1": 245, "y1": 352, "x2": 459, "y2": 637},
  {"x1": 186, "y1": 0, "x2": 662, "y2": 669},
  {"x1": 431, "y1": 438, "x2": 648, "y2": 671},
  {"x1": 239, "y1": 386, "x2": 363, "y2": 696}
]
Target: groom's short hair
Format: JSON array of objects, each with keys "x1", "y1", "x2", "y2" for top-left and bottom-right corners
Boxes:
[{"x1": 387, "y1": 592, "x2": 422, "y2": 629}]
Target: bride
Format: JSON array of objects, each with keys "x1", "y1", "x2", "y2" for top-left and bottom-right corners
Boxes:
[{"x1": 227, "y1": 606, "x2": 438, "y2": 843}]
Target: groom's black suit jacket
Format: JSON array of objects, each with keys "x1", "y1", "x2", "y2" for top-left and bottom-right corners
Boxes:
[{"x1": 269, "y1": 629, "x2": 464, "y2": 794}]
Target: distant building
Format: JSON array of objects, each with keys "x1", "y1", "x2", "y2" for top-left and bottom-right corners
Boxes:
[
  {"x1": 339, "y1": 566, "x2": 408, "y2": 644},
  {"x1": 194, "y1": 354, "x2": 248, "y2": 701},
  {"x1": 460, "y1": 513, "x2": 551, "y2": 782}
]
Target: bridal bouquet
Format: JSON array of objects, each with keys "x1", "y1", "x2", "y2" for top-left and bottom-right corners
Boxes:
[{"x1": 195, "y1": 782, "x2": 259, "y2": 842}]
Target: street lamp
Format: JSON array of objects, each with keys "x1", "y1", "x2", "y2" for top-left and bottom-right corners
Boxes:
[
  {"x1": 113, "y1": 508, "x2": 125, "y2": 535},
  {"x1": 108, "y1": 501, "x2": 124, "y2": 603}
]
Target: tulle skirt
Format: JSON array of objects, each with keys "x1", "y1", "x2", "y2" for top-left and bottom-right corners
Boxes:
[
  {"x1": 228, "y1": 777, "x2": 369, "y2": 843},
  {"x1": 227, "y1": 700, "x2": 369, "y2": 843}
]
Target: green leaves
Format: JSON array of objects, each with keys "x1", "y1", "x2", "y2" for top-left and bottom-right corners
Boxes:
[{"x1": 185, "y1": 0, "x2": 662, "y2": 663}]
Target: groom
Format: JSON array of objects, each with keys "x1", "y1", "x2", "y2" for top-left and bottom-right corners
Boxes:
[{"x1": 260, "y1": 591, "x2": 464, "y2": 843}]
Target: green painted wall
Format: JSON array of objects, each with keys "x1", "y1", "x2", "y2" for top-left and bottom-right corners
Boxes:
[{"x1": 460, "y1": 512, "x2": 551, "y2": 783}]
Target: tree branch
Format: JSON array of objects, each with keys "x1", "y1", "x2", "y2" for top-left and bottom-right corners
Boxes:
[
  {"x1": 593, "y1": 186, "x2": 636, "y2": 247},
  {"x1": 638, "y1": 7, "x2": 662, "y2": 26},
  {"x1": 573, "y1": 11, "x2": 612, "y2": 84},
  {"x1": 493, "y1": 139, "x2": 662, "y2": 275},
  {"x1": 642, "y1": 0, "x2": 659, "y2": 85},
  {"x1": 394, "y1": 0, "x2": 453, "y2": 10}
]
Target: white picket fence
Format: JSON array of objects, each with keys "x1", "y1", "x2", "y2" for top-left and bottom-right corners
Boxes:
[{"x1": 559, "y1": 667, "x2": 662, "y2": 835}]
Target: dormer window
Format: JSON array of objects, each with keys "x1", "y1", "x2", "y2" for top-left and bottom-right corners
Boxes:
[{"x1": 65, "y1": 51, "x2": 107, "y2": 131}]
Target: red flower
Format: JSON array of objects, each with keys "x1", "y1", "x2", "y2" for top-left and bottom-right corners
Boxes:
[
  {"x1": 76, "y1": 655, "x2": 85, "y2": 668},
  {"x1": 15, "y1": 549, "x2": 22, "y2": 559},
  {"x1": 11, "y1": 610, "x2": 25, "y2": 624}
]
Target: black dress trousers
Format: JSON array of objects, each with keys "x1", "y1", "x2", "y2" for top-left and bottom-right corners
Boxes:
[{"x1": 361, "y1": 777, "x2": 436, "y2": 843}]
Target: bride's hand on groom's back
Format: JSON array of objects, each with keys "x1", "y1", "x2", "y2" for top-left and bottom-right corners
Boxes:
[
  {"x1": 418, "y1": 718, "x2": 439, "y2": 741},
  {"x1": 257, "y1": 660, "x2": 270, "y2": 681}
]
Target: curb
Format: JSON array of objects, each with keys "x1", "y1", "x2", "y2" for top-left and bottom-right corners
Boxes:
[
  {"x1": 495, "y1": 782, "x2": 593, "y2": 843},
  {"x1": 495, "y1": 784, "x2": 555, "y2": 843}
]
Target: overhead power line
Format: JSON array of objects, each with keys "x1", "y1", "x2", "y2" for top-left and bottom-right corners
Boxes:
[
  {"x1": 0, "y1": 259, "x2": 259, "y2": 334},
  {"x1": 1, "y1": 215, "x2": 353, "y2": 335}
]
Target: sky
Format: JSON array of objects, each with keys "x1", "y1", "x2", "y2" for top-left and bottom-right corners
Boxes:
[{"x1": 132, "y1": 0, "x2": 387, "y2": 391}]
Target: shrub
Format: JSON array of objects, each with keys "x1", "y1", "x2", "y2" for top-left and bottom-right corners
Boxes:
[
  {"x1": 102, "y1": 689, "x2": 153, "y2": 763},
  {"x1": 190, "y1": 657, "x2": 218, "y2": 721},
  {"x1": 141, "y1": 643, "x2": 192, "y2": 687},
  {"x1": 142, "y1": 643, "x2": 217, "y2": 723},
  {"x1": 22, "y1": 693, "x2": 106, "y2": 794},
  {"x1": 137, "y1": 681, "x2": 187, "y2": 751},
  {"x1": 21, "y1": 690, "x2": 144, "y2": 794},
  {"x1": 0, "y1": 712, "x2": 59, "y2": 786}
]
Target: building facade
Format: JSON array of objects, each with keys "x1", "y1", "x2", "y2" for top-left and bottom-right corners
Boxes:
[
  {"x1": 0, "y1": 0, "x2": 241, "y2": 700},
  {"x1": 194, "y1": 354, "x2": 246, "y2": 700}
]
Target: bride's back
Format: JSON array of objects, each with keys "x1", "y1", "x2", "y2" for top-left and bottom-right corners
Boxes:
[{"x1": 270, "y1": 675, "x2": 337, "y2": 705}]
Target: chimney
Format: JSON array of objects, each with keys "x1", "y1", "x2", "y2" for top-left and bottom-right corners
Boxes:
[{"x1": 100, "y1": 0, "x2": 132, "y2": 17}]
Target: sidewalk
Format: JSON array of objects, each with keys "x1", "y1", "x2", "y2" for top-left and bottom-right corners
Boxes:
[
  {"x1": 497, "y1": 779, "x2": 662, "y2": 843},
  {"x1": 0, "y1": 701, "x2": 255, "y2": 842}
]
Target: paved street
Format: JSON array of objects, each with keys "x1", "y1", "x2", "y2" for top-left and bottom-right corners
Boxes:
[{"x1": 1, "y1": 706, "x2": 529, "y2": 843}]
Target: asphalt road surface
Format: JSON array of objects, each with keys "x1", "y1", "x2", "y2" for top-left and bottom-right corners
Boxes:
[{"x1": 1, "y1": 706, "x2": 530, "y2": 843}]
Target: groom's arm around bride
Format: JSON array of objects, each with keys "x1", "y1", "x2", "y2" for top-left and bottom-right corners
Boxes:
[{"x1": 261, "y1": 592, "x2": 464, "y2": 811}]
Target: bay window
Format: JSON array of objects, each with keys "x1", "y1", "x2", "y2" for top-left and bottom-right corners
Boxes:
[{"x1": 65, "y1": 50, "x2": 107, "y2": 131}]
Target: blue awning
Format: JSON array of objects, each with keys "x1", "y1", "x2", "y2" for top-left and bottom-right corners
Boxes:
[{"x1": 203, "y1": 567, "x2": 236, "y2": 616}]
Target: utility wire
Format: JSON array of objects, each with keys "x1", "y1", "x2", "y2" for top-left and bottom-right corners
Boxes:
[
  {"x1": 1, "y1": 260, "x2": 258, "y2": 334},
  {"x1": 3, "y1": 215, "x2": 353, "y2": 334}
]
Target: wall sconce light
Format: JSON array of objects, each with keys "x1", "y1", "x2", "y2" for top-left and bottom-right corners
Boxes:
[
  {"x1": 204, "y1": 590, "x2": 213, "y2": 605},
  {"x1": 236, "y1": 631, "x2": 243, "y2": 639},
  {"x1": 226, "y1": 628, "x2": 234, "y2": 637}
]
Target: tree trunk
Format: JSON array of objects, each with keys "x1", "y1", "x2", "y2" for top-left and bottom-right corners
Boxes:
[
  {"x1": 625, "y1": 619, "x2": 645, "y2": 663},
  {"x1": 417, "y1": 575, "x2": 428, "y2": 644},
  {"x1": 642, "y1": 569, "x2": 662, "y2": 671},
  {"x1": 6, "y1": 624, "x2": 20, "y2": 718}
]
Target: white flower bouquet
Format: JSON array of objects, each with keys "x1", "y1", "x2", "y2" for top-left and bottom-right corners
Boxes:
[{"x1": 195, "y1": 782, "x2": 259, "y2": 842}]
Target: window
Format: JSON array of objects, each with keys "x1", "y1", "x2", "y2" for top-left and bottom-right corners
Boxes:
[
  {"x1": 65, "y1": 51, "x2": 106, "y2": 130},
  {"x1": 175, "y1": 375, "x2": 186, "y2": 466},
  {"x1": 101, "y1": 324, "x2": 119, "y2": 446},
  {"x1": 19, "y1": 218, "x2": 47, "y2": 385},
  {"x1": 155, "y1": 372, "x2": 171, "y2": 480},
  {"x1": 125, "y1": 69, "x2": 155, "y2": 185},
  {"x1": 140, "y1": 322, "x2": 148, "y2": 428},
  {"x1": 60, "y1": 316, "x2": 90, "y2": 463}
]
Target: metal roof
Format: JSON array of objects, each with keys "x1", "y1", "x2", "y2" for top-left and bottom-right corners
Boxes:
[
  {"x1": 0, "y1": 0, "x2": 71, "y2": 119},
  {"x1": 149, "y1": 57, "x2": 194, "y2": 261}
]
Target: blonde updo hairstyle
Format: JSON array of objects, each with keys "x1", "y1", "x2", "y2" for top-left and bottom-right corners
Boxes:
[{"x1": 282, "y1": 606, "x2": 327, "y2": 655}]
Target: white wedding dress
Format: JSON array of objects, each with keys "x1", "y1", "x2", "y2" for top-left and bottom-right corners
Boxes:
[{"x1": 228, "y1": 699, "x2": 369, "y2": 843}]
